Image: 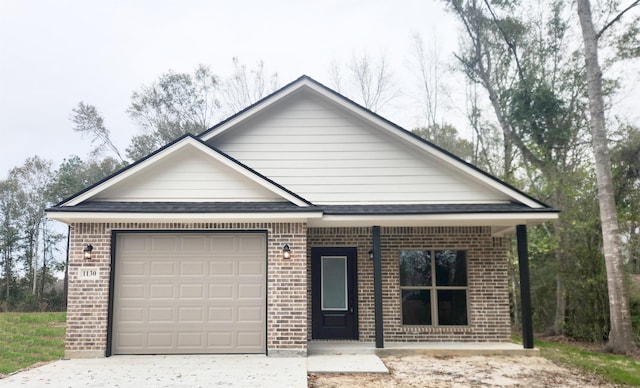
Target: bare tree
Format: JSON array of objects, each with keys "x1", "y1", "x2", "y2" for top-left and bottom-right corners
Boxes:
[
  {"x1": 328, "y1": 59, "x2": 344, "y2": 94},
  {"x1": 329, "y1": 52, "x2": 398, "y2": 112},
  {"x1": 221, "y1": 57, "x2": 279, "y2": 116},
  {"x1": 410, "y1": 32, "x2": 446, "y2": 128},
  {"x1": 576, "y1": 0, "x2": 638, "y2": 353},
  {"x1": 70, "y1": 102, "x2": 126, "y2": 163}
]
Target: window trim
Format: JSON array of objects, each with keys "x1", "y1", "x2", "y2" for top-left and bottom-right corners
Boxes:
[{"x1": 399, "y1": 249, "x2": 469, "y2": 327}]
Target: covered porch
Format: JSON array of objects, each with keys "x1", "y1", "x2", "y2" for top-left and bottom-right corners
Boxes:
[{"x1": 306, "y1": 206, "x2": 546, "y2": 351}]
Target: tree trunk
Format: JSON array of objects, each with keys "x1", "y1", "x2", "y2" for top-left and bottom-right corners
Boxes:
[
  {"x1": 577, "y1": 0, "x2": 634, "y2": 353},
  {"x1": 4, "y1": 248, "x2": 10, "y2": 301},
  {"x1": 553, "y1": 191, "x2": 567, "y2": 335},
  {"x1": 553, "y1": 272, "x2": 566, "y2": 334},
  {"x1": 32, "y1": 235, "x2": 37, "y2": 295}
]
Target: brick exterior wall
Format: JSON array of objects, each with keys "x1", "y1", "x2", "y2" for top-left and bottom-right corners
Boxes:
[
  {"x1": 66, "y1": 222, "x2": 510, "y2": 358},
  {"x1": 307, "y1": 226, "x2": 511, "y2": 343},
  {"x1": 65, "y1": 222, "x2": 307, "y2": 358}
]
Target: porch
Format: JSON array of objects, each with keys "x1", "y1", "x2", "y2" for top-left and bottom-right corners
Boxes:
[
  {"x1": 306, "y1": 225, "x2": 535, "y2": 349},
  {"x1": 308, "y1": 340, "x2": 540, "y2": 357}
]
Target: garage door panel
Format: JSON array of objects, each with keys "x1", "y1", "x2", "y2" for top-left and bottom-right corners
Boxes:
[
  {"x1": 211, "y1": 235, "x2": 235, "y2": 253},
  {"x1": 209, "y1": 306, "x2": 233, "y2": 323},
  {"x1": 150, "y1": 261, "x2": 175, "y2": 276},
  {"x1": 148, "y1": 332, "x2": 174, "y2": 348},
  {"x1": 178, "y1": 307, "x2": 204, "y2": 322},
  {"x1": 238, "y1": 260, "x2": 263, "y2": 275},
  {"x1": 118, "y1": 307, "x2": 145, "y2": 323},
  {"x1": 237, "y1": 331, "x2": 263, "y2": 348},
  {"x1": 180, "y1": 261, "x2": 206, "y2": 276},
  {"x1": 238, "y1": 283, "x2": 263, "y2": 298},
  {"x1": 117, "y1": 332, "x2": 144, "y2": 348},
  {"x1": 120, "y1": 235, "x2": 147, "y2": 251},
  {"x1": 238, "y1": 306, "x2": 263, "y2": 322},
  {"x1": 209, "y1": 283, "x2": 234, "y2": 299},
  {"x1": 239, "y1": 236, "x2": 266, "y2": 253},
  {"x1": 151, "y1": 236, "x2": 178, "y2": 252},
  {"x1": 148, "y1": 307, "x2": 173, "y2": 322},
  {"x1": 210, "y1": 261, "x2": 234, "y2": 276},
  {"x1": 208, "y1": 331, "x2": 233, "y2": 347},
  {"x1": 178, "y1": 332, "x2": 204, "y2": 348},
  {"x1": 179, "y1": 284, "x2": 204, "y2": 299},
  {"x1": 149, "y1": 284, "x2": 175, "y2": 299},
  {"x1": 121, "y1": 261, "x2": 146, "y2": 276},
  {"x1": 113, "y1": 233, "x2": 266, "y2": 354},
  {"x1": 120, "y1": 284, "x2": 145, "y2": 299},
  {"x1": 180, "y1": 236, "x2": 208, "y2": 252}
]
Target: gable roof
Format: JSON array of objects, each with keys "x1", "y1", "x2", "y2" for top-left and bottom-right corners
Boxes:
[
  {"x1": 199, "y1": 75, "x2": 550, "y2": 209},
  {"x1": 54, "y1": 134, "x2": 312, "y2": 208},
  {"x1": 48, "y1": 75, "x2": 557, "y2": 230}
]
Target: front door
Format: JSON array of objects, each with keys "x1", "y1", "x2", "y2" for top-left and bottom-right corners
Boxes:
[{"x1": 311, "y1": 247, "x2": 358, "y2": 339}]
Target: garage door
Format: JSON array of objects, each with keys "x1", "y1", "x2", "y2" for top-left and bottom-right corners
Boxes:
[{"x1": 112, "y1": 232, "x2": 266, "y2": 354}]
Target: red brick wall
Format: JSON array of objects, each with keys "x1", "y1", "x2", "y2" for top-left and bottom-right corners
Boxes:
[
  {"x1": 65, "y1": 222, "x2": 307, "y2": 358},
  {"x1": 307, "y1": 226, "x2": 511, "y2": 342}
]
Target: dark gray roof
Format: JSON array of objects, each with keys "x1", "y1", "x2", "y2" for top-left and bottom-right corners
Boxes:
[
  {"x1": 47, "y1": 201, "x2": 557, "y2": 215},
  {"x1": 47, "y1": 201, "x2": 321, "y2": 213},
  {"x1": 321, "y1": 203, "x2": 558, "y2": 215}
]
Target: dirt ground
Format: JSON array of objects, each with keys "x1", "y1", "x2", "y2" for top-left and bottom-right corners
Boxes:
[{"x1": 308, "y1": 355, "x2": 616, "y2": 387}]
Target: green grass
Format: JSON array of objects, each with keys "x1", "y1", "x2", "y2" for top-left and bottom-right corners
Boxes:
[
  {"x1": 0, "y1": 315, "x2": 637, "y2": 384},
  {"x1": 0, "y1": 312, "x2": 66, "y2": 375},
  {"x1": 536, "y1": 339, "x2": 640, "y2": 386},
  {"x1": 512, "y1": 334, "x2": 640, "y2": 386}
]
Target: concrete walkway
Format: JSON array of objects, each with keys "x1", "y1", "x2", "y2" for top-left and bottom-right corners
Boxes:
[
  {"x1": 0, "y1": 355, "x2": 308, "y2": 388},
  {"x1": 0, "y1": 342, "x2": 537, "y2": 387},
  {"x1": 307, "y1": 354, "x2": 389, "y2": 373}
]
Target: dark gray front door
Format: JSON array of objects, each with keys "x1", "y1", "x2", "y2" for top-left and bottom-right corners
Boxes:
[{"x1": 311, "y1": 247, "x2": 358, "y2": 339}]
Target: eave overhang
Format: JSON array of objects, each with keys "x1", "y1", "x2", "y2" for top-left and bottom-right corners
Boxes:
[
  {"x1": 312, "y1": 203, "x2": 558, "y2": 234},
  {"x1": 47, "y1": 201, "x2": 557, "y2": 236},
  {"x1": 308, "y1": 212, "x2": 558, "y2": 235},
  {"x1": 46, "y1": 211, "x2": 324, "y2": 224},
  {"x1": 46, "y1": 201, "x2": 323, "y2": 224}
]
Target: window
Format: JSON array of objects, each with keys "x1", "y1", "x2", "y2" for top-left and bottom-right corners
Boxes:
[{"x1": 399, "y1": 250, "x2": 468, "y2": 326}]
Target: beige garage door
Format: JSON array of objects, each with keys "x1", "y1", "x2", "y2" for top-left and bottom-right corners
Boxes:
[{"x1": 112, "y1": 233, "x2": 266, "y2": 354}]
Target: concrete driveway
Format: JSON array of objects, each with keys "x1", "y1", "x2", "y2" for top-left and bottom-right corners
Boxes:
[{"x1": 0, "y1": 355, "x2": 308, "y2": 388}]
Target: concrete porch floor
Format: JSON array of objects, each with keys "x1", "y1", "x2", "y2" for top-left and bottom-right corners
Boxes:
[{"x1": 308, "y1": 341, "x2": 540, "y2": 357}]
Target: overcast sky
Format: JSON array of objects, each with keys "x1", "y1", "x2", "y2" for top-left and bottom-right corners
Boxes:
[{"x1": 0, "y1": 0, "x2": 462, "y2": 178}]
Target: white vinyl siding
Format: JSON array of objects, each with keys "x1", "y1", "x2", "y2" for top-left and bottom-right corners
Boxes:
[
  {"x1": 210, "y1": 93, "x2": 511, "y2": 205},
  {"x1": 94, "y1": 147, "x2": 285, "y2": 202}
]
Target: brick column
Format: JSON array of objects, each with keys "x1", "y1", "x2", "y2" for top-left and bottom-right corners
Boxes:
[{"x1": 267, "y1": 223, "x2": 308, "y2": 356}]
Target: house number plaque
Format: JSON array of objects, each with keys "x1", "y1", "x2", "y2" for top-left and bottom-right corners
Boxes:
[{"x1": 78, "y1": 267, "x2": 100, "y2": 280}]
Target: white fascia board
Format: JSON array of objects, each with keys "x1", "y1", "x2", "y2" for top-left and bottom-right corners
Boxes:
[
  {"x1": 308, "y1": 212, "x2": 558, "y2": 227},
  {"x1": 46, "y1": 211, "x2": 324, "y2": 224},
  {"x1": 63, "y1": 137, "x2": 309, "y2": 207}
]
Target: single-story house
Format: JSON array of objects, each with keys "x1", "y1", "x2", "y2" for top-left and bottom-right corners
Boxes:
[{"x1": 47, "y1": 75, "x2": 558, "y2": 358}]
